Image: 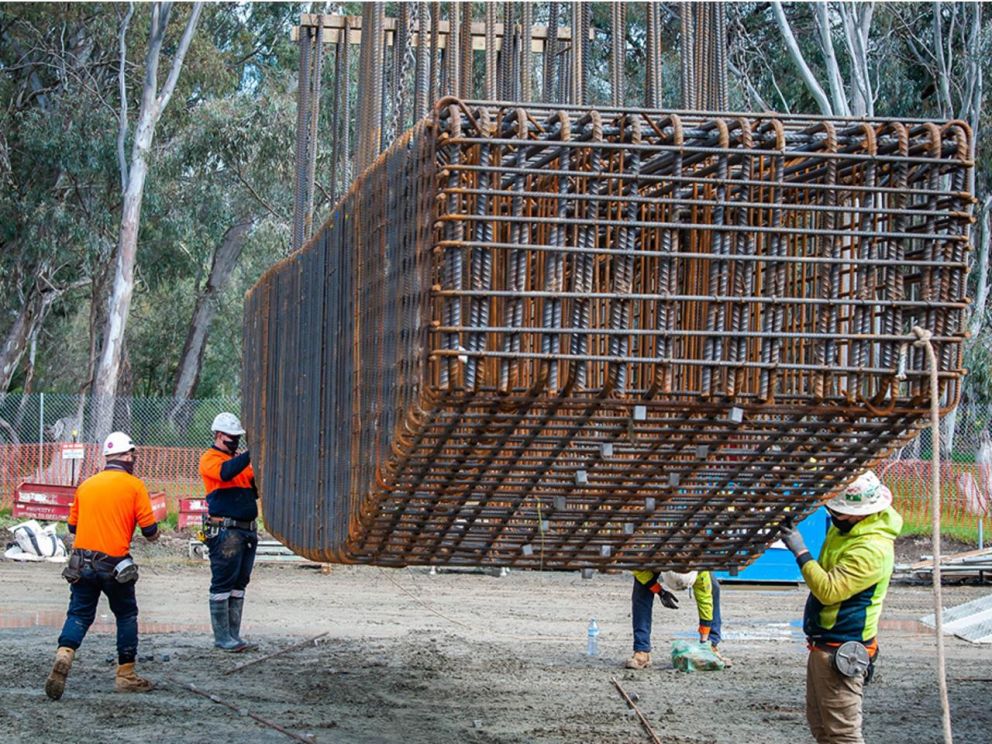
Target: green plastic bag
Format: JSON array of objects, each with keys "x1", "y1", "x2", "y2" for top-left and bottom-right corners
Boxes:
[{"x1": 671, "y1": 640, "x2": 726, "y2": 672}]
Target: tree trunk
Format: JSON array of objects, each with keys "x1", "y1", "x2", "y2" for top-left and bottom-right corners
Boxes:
[
  {"x1": 0, "y1": 285, "x2": 55, "y2": 392},
  {"x1": 90, "y1": 2, "x2": 202, "y2": 439},
  {"x1": 91, "y1": 161, "x2": 147, "y2": 437},
  {"x1": 172, "y1": 215, "x2": 254, "y2": 401}
]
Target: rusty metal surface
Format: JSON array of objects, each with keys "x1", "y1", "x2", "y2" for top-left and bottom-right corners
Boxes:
[{"x1": 244, "y1": 101, "x2": 974, "y2": 570}]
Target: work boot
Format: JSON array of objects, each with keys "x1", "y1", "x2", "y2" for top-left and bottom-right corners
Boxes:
[
  {"x1": 115, "y1": 663, "x2": 154, "y2": 693},
  {"x1": 209, "y1": 599, "x2": 247, "y2": 652},
  {"x1": 44, "y1": 646, "x2": 75, "y2": 700},
  {"x1": 227, "y1": 595, "x2": 254, "y2": 650},
  {"x1": 624, "y1": 651, "x2": 652, "y2": 670}
]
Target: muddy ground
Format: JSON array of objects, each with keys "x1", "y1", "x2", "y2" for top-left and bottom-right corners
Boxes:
[{"x1": 0, "y1": 535, "x2": 989, "y2": 744}]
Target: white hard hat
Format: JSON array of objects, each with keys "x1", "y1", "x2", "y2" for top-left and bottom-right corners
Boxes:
[
  {"x1": 660, "y1": 570, "x2": 699, "y2": 592},
  {"x1": 103, "y1": 431, "x2": 135, "y2": 456},
  {"x1": 211, "y1": 412, "x2": 245, "y2": 436},
  {"x1": 826, "y1": 470, "x2": 892, "y2": 516}
]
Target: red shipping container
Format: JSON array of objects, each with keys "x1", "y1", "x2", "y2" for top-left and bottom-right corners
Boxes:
[
  {"x1": 149, "y1": 492, "x2": 167, "y2": 523},
  {"x1": 178, "y1": 512, "x2": 206, "y2": 530},
  {"x1": 12, "y1": 502, "x2": 70, "y2": 521},
  {"x1": 14, "y1": 483, "x2": 76, "y2": 507},
  {"x1": 179, "y1": 498, "x2": 208, "y2": 513},
  {"x1": 13, "y1": 483, "x2": 75, "y2": 521},
  {"x1": 12, "y1": 483, "x2": 167, "y2": 525},
  {"x1": 177, "y1": 497, "x2": 208, "y2": 531}
]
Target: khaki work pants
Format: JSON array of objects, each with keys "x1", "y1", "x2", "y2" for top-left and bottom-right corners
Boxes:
[{"x1": 806, "y1": 647, "x2": 865, "y2": 744}]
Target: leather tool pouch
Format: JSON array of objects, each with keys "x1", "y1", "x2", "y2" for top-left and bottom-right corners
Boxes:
[{"x1": 61, "y1": 551, "x2": 83, "y2": 584}]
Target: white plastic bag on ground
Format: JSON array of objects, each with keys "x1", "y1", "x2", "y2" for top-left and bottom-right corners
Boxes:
[{"x1": 5, "y1": 520, "x2": 67, "y2": 562}]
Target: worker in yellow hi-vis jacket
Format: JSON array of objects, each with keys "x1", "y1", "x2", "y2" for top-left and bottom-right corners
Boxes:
[{"x1": 625, "y1": 569, "x2": 730, "y2": 669}]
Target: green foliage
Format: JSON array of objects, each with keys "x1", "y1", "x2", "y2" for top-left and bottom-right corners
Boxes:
[{"x1": 1, "y1": 1, "x2": 990, "y2": 411}]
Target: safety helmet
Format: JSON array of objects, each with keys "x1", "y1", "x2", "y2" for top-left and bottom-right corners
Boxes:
[
  {"x1": 103, "y1": 431, "x2": 136, "y2": 456},
  {"x1": 211, "y1": 412, "x2": 245, "y2": 436},
  {"x1": 660, "y1": 570, "x2": 699, "y2": 592},
  {"x1": 826, "y1": 470, "x2": 892, "y2": 516}
]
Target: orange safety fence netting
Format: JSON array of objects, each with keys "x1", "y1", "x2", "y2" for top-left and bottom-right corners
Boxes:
[{"x1": 0, "y1": 443, "x2": 206, "y2": 512}]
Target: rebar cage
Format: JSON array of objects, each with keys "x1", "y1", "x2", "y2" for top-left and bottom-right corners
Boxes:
[{"x1": 244, "y1": 101, "x2": 974, "y2": 569}]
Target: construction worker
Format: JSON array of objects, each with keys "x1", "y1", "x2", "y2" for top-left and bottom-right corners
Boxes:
[
  {"x1": 625, "y1": 569, "x2": 730, "y2": 669},
  {"x1": 780, "y1": 470, "x2": 903, "y2": 744},
  {"x1": 45, "y1": 431, "x2": 158, "y2": 700},
  {"x1": 199, "y1": 412, "x2": 257, "y2": 652}
]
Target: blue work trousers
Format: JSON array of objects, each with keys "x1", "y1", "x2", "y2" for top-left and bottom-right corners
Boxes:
[
  {"x1": 631, "y1": 575, "x2": 723, "y2": 652},
  {"x1": 57, "y1": 566, "x2": 139, "y2": 664},
  {"x1": 207, "y1": 527, "x2": 257, "y2": 598}
]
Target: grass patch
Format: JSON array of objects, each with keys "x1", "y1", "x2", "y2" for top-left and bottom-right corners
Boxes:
[{"x1": 900, "y1": 513, "x2": 985, "y2": 545}]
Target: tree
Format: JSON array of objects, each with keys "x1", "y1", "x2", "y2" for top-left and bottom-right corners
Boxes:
[{"x1": 90, "y1": 1, "x2": 202, "y2": 438}]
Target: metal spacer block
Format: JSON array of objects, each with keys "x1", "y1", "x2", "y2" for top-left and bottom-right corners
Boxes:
[
  {"x1": 600, "y1": 442, "x2": 614, "y2": 458},
  {"x1": 669, "y1": 472, "x2": 680, "y2": 487},
  {"x1": 695, "y1": 445, "x2": 709, "y2": 459},
  {"x1": 623, "y1": 523, "x2": 634, "y2": 535},
  {"x1": 540, "y1": 520, "x2": 550, "y2": 532},
  {"x1": 553, "y1": 495, "x2": 567, "y2": 511},
  {"x1": 575, "y1": 469, "x2": 588, "y2": 485},
  {"x1": 521, "y1": 544, "x2": 534, "y2": 557},
  {"x1": 633, "y1": 405, "x2": 647, "y2": 421},
  {"x1": 645, "y1": 497, "x2": 656, "y2": 511},
  {"x1": 600, "y1": 545, "x2": 612, "y2": 558},
  {"x1": 581, "y1": 568, "x2": 595, "y2": 580},
  {"x1": 729, "y1": 406, "x2": 745, "y2": 424}
]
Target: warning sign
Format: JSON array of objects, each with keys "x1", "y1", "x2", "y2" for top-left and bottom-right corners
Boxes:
[{"x1": 61, "y1": 444, "x2": 85, "y2": 460}]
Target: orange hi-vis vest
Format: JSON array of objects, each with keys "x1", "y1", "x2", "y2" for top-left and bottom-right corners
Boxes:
[{"x1": 69, "y1": 468, "x2": 157, "y2": 557}]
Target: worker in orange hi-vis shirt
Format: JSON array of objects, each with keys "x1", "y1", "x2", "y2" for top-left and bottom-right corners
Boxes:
[
  {"x1": 199, "y1": 412, "x2": 259, "y2": 652},
  {"x1": 45, "y1": 431, "x2": 159, "y2": 701}
]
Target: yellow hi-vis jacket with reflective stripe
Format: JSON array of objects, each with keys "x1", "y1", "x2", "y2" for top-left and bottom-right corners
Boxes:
[
  {"x1": 633, "y1": 570, "x2": 715, "y2": 625},
  {"x1": 802, "y1": 506, "x2": 902, "y2": 644}
]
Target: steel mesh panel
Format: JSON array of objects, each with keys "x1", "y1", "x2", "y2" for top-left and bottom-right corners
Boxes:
[{"x1": 244, "y1": 101, "x2": 974, "y2": 569}]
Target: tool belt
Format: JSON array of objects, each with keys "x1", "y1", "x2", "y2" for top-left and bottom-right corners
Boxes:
[
  {"x1": 62, "y1": 549, "x2": 137, "y2": 584},
  {"x1": 206, "y1": 516, "x2": 256, "y2": 531}
]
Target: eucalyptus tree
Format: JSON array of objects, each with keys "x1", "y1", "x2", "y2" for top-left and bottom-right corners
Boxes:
[{"x1": 90, "y1": 1, "x2": 202, "y2": 438}]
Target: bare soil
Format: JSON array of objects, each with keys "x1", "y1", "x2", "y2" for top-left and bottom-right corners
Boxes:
[{"x1": 1, "y1": 535, "x2": 990, "y2": 744}]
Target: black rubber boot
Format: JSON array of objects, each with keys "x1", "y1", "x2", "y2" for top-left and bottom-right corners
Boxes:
[
  {"x1": 228, "y1": 595, "x2": 253, "y2": 649},
  {"x1": 210, "y1": 599, "x2": 247, "y2": 652}
]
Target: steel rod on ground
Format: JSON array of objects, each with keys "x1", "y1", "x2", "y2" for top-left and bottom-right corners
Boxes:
[
  {"x1": 225, "y1": 633, "x2": 330, "y2": 675},
  {"x1": 611, "y1": 676, "x2": 662, "y2": 744},
  {"x1": 166, "y1": 676, "x2": 316, "y2": 743}
]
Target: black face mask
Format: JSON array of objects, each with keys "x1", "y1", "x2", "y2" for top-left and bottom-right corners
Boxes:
[
  {"x1": 221, "y1": 435, "x2": 240, "y2": 452},
  {"x1": 106, "y1": 458, "x2": 136, "y2": 475},
  {"x1": 830, "y1": 514, "x2": 855, "y2": 533}
]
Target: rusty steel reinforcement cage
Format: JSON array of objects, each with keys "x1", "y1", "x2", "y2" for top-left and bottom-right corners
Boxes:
[{"x1": 243, "y1": 100, "x2": 974, "y2": 570}]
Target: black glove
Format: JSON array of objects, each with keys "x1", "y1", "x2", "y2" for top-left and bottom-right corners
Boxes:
[
  {"x1": 657, "y1": 588, "x2": 680, "y2": 609},
  {"x1": 645, "y1": 573, "x2": 680, "y2": 609}
]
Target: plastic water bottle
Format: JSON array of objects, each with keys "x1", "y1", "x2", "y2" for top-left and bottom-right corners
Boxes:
[{"x1": 586, "y1": 618, "x2": 600, "y2": 656}]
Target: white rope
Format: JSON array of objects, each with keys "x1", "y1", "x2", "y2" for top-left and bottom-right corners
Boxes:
[{"x1": 912, "y1": 325, "x2": 954, "y2": 744}]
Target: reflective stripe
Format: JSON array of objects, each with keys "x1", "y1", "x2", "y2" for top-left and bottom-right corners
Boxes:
[
  {"x1": 230, "y1": 589, "x2": 245, "y2": 598},
  {"x1": 210, "y1": 592, "x2": 231, "y2": 601}
]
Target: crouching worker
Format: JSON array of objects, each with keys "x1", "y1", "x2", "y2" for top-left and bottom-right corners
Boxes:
[
  {"x1": 200, "y1": 412, "x2": 258, "y2": 652},
  {"x1": 780, "y1": 470, "x2": 902, "y2": 744},
  {"x1": 625, "y1": 570, "x2": 730, "y2": 669},
  {"x1": 46, "y1": 432, "x2": 159, "y2": 700}
]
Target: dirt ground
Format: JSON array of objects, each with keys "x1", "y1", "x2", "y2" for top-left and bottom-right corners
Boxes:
[{"x1": 1, "y1": 535, "x2": 990, "y2": 744}]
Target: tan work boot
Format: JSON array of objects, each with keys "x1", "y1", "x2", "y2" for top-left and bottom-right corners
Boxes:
[
  {"x1": 45, "y1": 646, "x2": 76, "y2": 700},
  {"x1": 624, "y1": 651, "x2": 652, "y2": 669},
  {"x1": 115, "y1": 662, "x2": 154, "y2": 693}
]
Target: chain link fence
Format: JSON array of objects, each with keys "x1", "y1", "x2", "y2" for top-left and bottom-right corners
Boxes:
[
  {"x1": 0, "y1": 393, "x2": 241, "y2": 510},
  {"x1": 0, "y1": 392, "x2": 988, "y2": 541}
]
